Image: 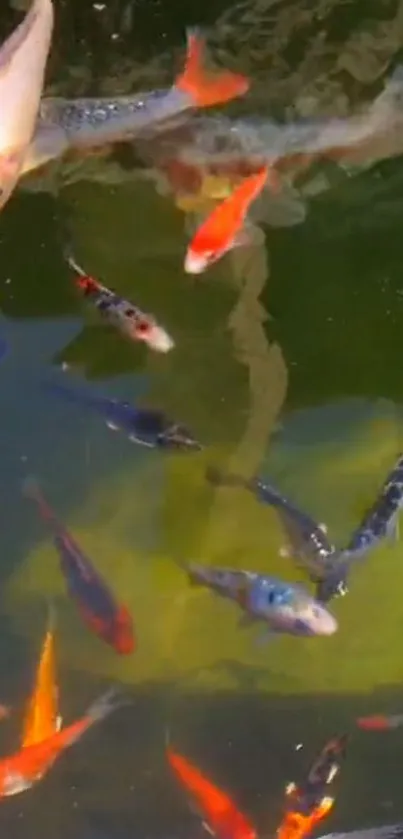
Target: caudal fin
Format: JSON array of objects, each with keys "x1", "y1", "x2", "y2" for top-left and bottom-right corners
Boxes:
[
  {"x1": 86, "y1": 688, "x2": 129, "y2": 724},
  {"x1": 176, "y1": 29, "x2": 249, "y2": 108},
  {"x1": 356, "y1": 715, "x2": 392, "y2": 731}
]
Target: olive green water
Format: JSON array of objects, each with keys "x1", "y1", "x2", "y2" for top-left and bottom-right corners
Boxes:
[{"x1": 1, "y1": 0, "x2": 403, "y2": 837}]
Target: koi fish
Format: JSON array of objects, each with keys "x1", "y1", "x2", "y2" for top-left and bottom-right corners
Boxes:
[
  {"x1": 180, "y1": 562, "x2": 337, "y2": 639},
  {"x1": 167, "y1": 747, "x2": 257, "y2": 839},
  {"x1": 23, "y1": 478, "x2": 135, "y2": 655},
  {"x1": 20, "y1": 606, "x2": 61, "y2": 751},
  {"x1": 43, "y1": 378, "x2": 202, "y2": 451},
  {"x1": 356, "y1": 714, "x2": 403, "y2": 731},
  {"x1": 277, "y1": 735, "x2": 348, "y2": 839},
  {"x1": 184, "y1": 166, "x2": 271, "y2": 274},
  {"x1": 342, "y1": 454, "x2": 403, "y2": 559},
  {"x1": 0, "y1": 0, "x2": 53, "y2": 210},
  {"x1": 21, "y1": 30, "x2": 249, "y2": 176},
  {"x1": 309, "y1": 453, "x2": 403, "y2": 602},
  {"x1": 206, "y1": 468, "x2": 344, "y2": 603},
  {"x1": 67, "y1": 253, "x2": 174, "y2": 353},
  {"x1": 0, "y1": 689, "x2": 121, "y2": 797}
]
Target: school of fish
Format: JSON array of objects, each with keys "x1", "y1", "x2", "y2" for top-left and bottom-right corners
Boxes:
[{"x1": 0, "y1": 1, "x2": 402, "y2": 837}]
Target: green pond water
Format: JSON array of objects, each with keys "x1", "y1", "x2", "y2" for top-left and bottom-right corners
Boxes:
[{"x1": 1, "y1": 0, "x2": 403, "y2": 837}]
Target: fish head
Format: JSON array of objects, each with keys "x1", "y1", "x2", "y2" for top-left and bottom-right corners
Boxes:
[
  {"x1": 184, "y1": 241, "x2": 227, "y2": 274},
  {"x1": 128, "y1": 317, "x2": 174, "y2": 353},
  {"x1": 291, "y1": 596, "x2": 338, "y2": 636},
  {"x1": 251, "y1": 579, "x2": 337, "y2": 636},
  {"x1": 158, "y1": 422, "x2": 202, "y2": 451}
]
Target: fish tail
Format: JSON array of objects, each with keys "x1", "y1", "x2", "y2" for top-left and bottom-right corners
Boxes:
[
  {"x1": 86, "y1": 687, "x2": 129, "y2": 725},
  {"x1": 65, "y1": 250, "x2": 99, "y2": 293},
  {"x1": 175, "y1": 29, "x2": 249, "y2": 108}
]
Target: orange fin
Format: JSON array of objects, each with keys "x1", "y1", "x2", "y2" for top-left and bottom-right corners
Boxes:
[{"x1": 176, "y1": 29, "x2": 249, "y2": 108}]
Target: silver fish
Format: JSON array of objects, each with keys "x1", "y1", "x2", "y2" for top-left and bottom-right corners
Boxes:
[
  {"x1": 0, "y1": 0, "x2": 53, "y2": 209},
  {"x1": 183, "y1": 563, "x2": 337, "y2": 639},
  {"x1": 21, "y1": 30, "x2": 249, "y2": 176}
]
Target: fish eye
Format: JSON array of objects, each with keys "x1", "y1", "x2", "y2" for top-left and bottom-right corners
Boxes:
[{"x1": 267, "y1": 590, "x2": 276, "y2": 604}]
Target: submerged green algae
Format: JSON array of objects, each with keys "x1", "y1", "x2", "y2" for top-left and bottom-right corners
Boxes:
[{"x1": 6, "y1": 399, "x2": 403, "y2": 696}]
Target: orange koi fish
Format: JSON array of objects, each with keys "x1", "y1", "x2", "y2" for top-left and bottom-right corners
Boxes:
[
  {"x1": 357, "y1": 714, "x2": 403, "y2": 731},
  {"x1": 276, "y1": 734, "x2": 347, "y2": 839},
  {"x1": 0, "y1": 689, "x2": 121, "y2": 797},
  {"x1": 167, "y1": 747, "x2": 257, "y2": 839},
  {"x1": 184, "y1": 166, "x2": 271, "y2": 274},
  {"x1": 20, "y1": 607, "x2": 61, "y2": 750}
]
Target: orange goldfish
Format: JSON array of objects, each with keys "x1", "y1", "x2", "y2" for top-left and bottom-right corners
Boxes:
[
  {"x1": 184, "y1": 165, "x2": 272, "y2": 274},
  {"x1": 20, "y1": 607, "x2": 61, "y2": 750},
  {"x1": 0, "y1": 688, "x2": 121, "y2": 797},
  {"x1": 167, "y1": 747, "x2": 257, "y2": 839}
]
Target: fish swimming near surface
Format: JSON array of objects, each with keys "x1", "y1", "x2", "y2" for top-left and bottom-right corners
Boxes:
[
  {"x1": 0, "y1": 689, "x2": 121, "y2": 797},
  {"x1": 43, "y1": 378, "x2": 202, "y2": 451},
  {"x1": 167, "y1": 747, "x2": 257, "y2": 839},
  {"x1": 20, "y1": 605, "x2": 61, "y2": 751},
  {"x1": 0, "y1": 0, "x2": 53, "y2": 210},
  {"x1": 23, "y1": 478, "x2": 135, "y2": 655},
  {"x1": 356, "y1": 713, "x2": 403, "y2": 731},
  {"x1": 21, "y1": 30, "x2": 249, "y2": 176},
  {"x1": 67, "y1": 253, "x2": 174, "y2": 354},
  {"x1": 140, "y1": 65, "x2": 403, "y2": 195},
  {"x1": 184, "y1": 165, "x2": 271, "y2": 274},
  {"x1": 276, "y1": 734, "x2": 348, "y2": 839},
  {"x1": 180, "y1": 561, "x2": 337, "y2": 640}
]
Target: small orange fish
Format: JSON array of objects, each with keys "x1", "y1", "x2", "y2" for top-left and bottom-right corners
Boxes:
[
  {"x1": 184, "y1": 165, "x2": 273, "y2": 274},
  {"x1": 0, "y1": 689, "x2": 121, "y2": 797},
  {"x1": 20, "y1": 607, "x2": 61, "y2": 750},
  {"x1": 167, "y1": 747, "x2": 257, "y2": 839},
  {"x1": 356, "y1": 714, "x2": 403, "y2": 731}
]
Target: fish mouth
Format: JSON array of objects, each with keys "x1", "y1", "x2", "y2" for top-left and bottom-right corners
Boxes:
[
  {"x1": 294, "y1": 604, "x2": 338, "y2": 636},
  {"x1": 143, "y1": 325, "x2": 175, "y2": 353},
  {"x1": 184, "y1": 250, "x2": 208, "y2": 275},
  {"x1": 158, "y1": 424, "x2": 203, "y2": 451}
]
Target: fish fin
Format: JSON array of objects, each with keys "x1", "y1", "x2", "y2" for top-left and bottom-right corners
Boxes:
[
  {"x1": 232, "y1": 223, "x2": 265, "y2": 250},
  {"x1": 319, "y1": 522, "x2": 328, "y2": 534},
  {"x1": 202, "y1": 821, "x2": 215, "y2": 837},
  {"x1": 176, "y1": 29, "x2": 249, "y2": 108},
  {"x1": 86, "y1": 687, "x2": 130, "y2": 724},
  {"x1": 386, "y1": 515, "x2": 400, "y2": 543},
  {"x1": 56, "y1": 714, "x2": 63, "y2": 732},
  {"x1": 106, "y1": 421, "x2": 119, "y2": 432},
  {"x1": 279, "y1": 545, "x2": 291, "y2": 558}
]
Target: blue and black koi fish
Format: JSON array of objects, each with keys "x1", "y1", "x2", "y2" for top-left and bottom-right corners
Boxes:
[
  {"x1": 43, "y1": 379, "x2": 202, "y2": 451},
  {"x1": 23, "y1": 478, "x2": 135, "y2": 655},
  {"x1": 180, "y1": 561, "x2": 337, "y2": 640}
]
